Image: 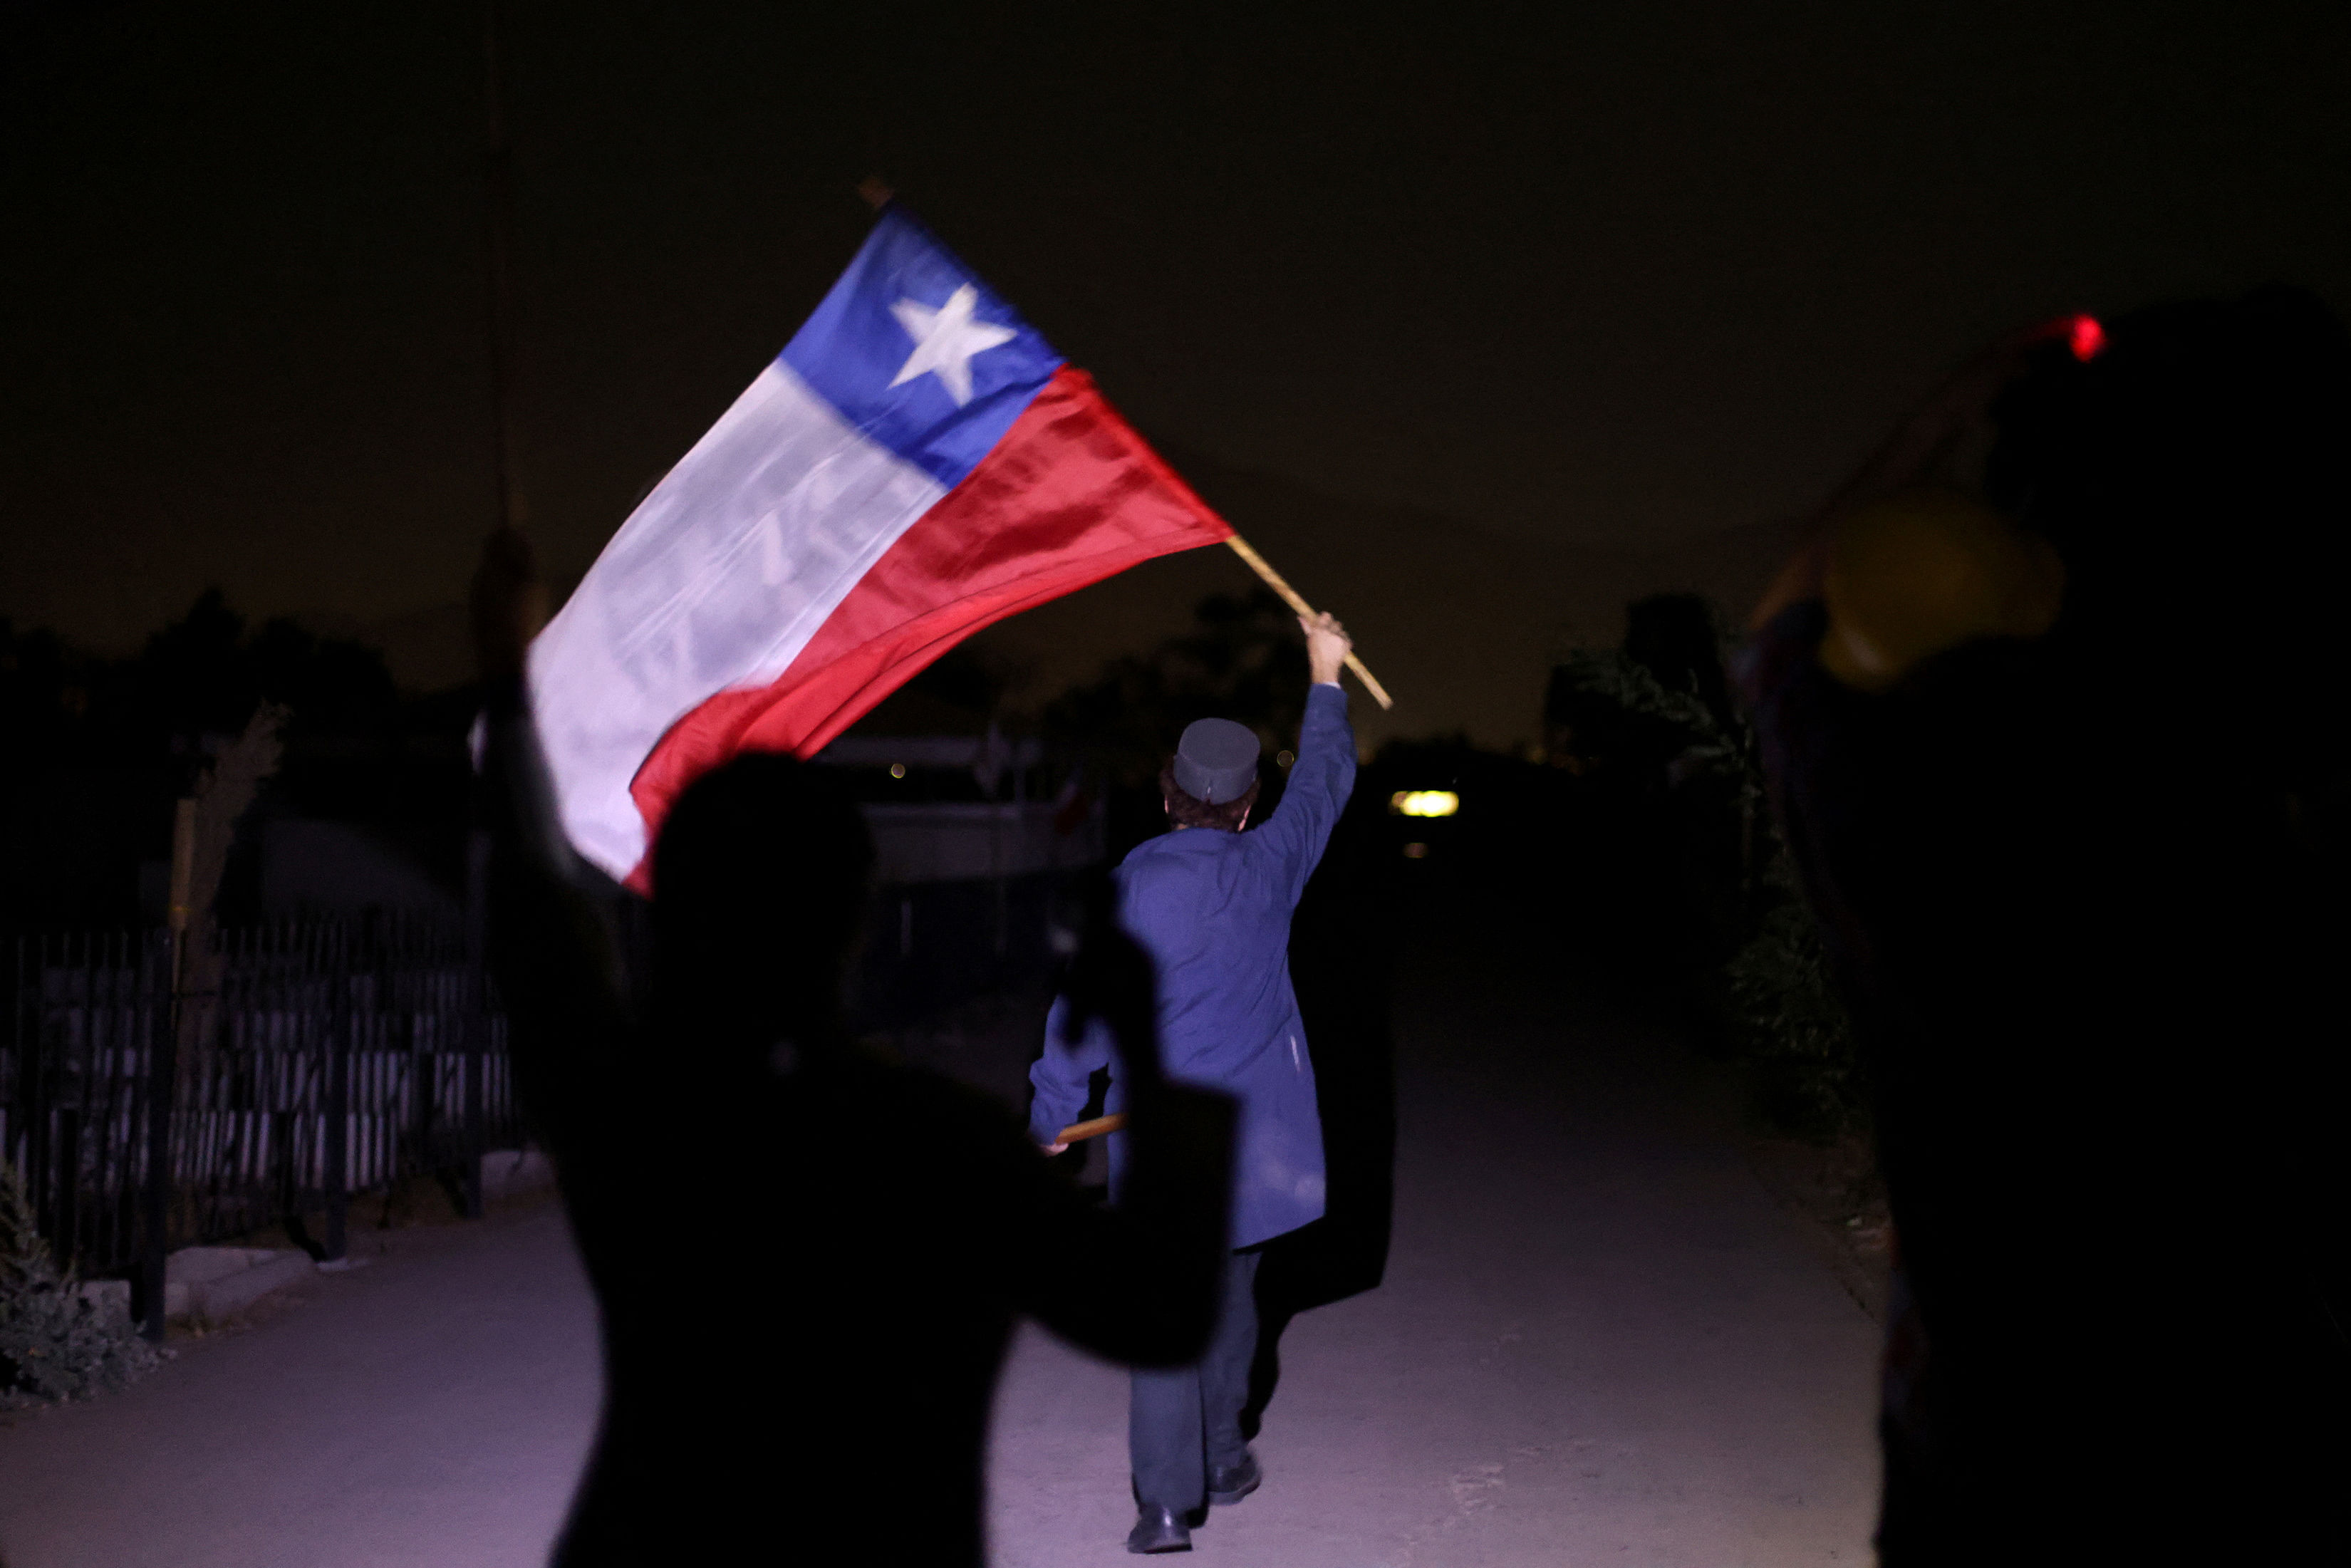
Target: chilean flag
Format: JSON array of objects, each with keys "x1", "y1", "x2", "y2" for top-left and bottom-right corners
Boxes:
[{"x1": 527, "y1": 207, "x2": 1233, "y2": 890}]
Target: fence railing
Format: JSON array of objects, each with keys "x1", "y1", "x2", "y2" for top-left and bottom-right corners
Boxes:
[{"x1": 3, "y1": 918, "x2": 520, "y2": 1333}]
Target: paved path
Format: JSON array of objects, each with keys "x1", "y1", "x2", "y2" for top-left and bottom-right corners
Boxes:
[
  {"x1": 0, "y1": 928, "x2": 1878, "y2": 1567},
  {"x1": 0, "y1": 1200, "x2": 601, "y2": 1568},
  {"x1": 986, "y1": 927, "x2": 1881, "y2": 1566}
]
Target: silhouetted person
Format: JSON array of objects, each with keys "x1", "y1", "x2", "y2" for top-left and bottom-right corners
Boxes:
[
  {"x1": 1029, "y1": 611, "x2": 1359, "y2": 1554},
  {"x1": 469, "y1": 531, "x2": 1235, "y2": 1567},
  {"x1": 1740, "y1": 292, "x2": 2347, "y2": 1562}
]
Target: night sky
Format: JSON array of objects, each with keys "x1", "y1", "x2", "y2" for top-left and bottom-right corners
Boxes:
[{"x1": 6, "y1": 2, "x2": 2345, "y2": 745}]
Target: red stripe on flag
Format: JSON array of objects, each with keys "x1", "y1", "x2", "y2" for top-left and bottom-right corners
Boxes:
[{"x1": 620, "y1": 364, "x2": 1232, "y2": 893}]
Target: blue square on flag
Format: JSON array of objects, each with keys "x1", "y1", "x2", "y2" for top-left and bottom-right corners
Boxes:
[{"x1": 782, "y1": 210, "x2": 1064, "y2": 489}]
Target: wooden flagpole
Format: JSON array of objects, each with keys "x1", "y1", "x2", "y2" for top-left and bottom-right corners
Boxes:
[
  {"x1": 1223, "y1": 536, "x2": 1394, "y2": 709},
  {"x1": 1055, "y1": 1113, "x2": 1126, "y2": 1146}
]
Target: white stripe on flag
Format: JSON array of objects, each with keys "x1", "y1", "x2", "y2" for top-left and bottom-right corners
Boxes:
[{"x1": 529, "y1": 360, "x2": 948, "y2": 881}]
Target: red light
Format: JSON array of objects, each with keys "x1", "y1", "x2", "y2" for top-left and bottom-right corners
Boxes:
[{"x1": 2067, "y1": 314, "x2": 2105, "y2": 362}]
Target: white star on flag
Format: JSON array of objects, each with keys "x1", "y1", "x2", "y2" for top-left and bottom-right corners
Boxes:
[{"x1": 888, "y1": 284, "x2": 1017, "y2": 405}]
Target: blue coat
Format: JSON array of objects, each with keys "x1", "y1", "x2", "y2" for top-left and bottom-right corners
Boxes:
[{"x1": 1029, "y1": 682, "x2": 1356, "y2": 1248}]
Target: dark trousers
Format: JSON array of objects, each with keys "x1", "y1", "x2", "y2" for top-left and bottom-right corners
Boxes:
[{"x1": 1131, "y1": 1247, "x2": 1260, "y2": 1512}]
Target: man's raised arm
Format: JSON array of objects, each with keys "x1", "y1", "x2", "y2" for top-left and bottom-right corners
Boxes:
[{"x1": 1253, "y1": 611, "x2": 1359, "y2": 895}]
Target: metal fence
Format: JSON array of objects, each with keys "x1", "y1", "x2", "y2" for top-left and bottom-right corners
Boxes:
[{"x1": 3, "y1": 918, "x2": 520, "y2": 1327}]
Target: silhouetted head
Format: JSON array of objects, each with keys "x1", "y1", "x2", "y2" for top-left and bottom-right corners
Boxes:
[
  {"x1": 1986, "y1": 284, "x2": 2350, "y2": 767},
  {"x1": 1991, "y1": 288, "x2": 2347, "y2": 591},
  {"x1": 649, "y1": 754, "x2": 874, "y2": 1054}
]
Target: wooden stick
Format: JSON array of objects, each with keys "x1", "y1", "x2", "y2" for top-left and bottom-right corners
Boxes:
[
  {"x1": 1222, "y1": 535, "x2": 1394, "y2": 709},
  {"x1": 1056, "y1": 1113, "x2": 1127, "y2": 1145}
]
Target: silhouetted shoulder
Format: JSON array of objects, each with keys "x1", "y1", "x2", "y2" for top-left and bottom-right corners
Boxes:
[
  {"x1": 871, "y1": 1051, "x2": 1041, "y2": 1159},
  {"x1": 775, "y1": 1045, "x2": 1057, "y2": 1203}
]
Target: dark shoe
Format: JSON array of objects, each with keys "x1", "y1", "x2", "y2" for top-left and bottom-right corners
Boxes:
[
  {"x1": 1128, "y1": 1476, "x2": 1208, "y2": 1522},
  {"x1": 1126, "y1": 1505, "x2": 1192, "y2": 1554},
  {"x1": 1208, "y1": 1450, "x2": 1261, "y2": 1506}
]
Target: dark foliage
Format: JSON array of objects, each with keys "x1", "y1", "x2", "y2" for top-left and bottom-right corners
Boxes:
[
  {"x1": 1549, "y1": 635, "x2": 1866, "y2": 1138},
  {"x1": 1, "y1": 591, "x2": 467, "y2": 928},
  {"x1": 0, "y1": 1160, "x2": 162, "y2": 1409}
]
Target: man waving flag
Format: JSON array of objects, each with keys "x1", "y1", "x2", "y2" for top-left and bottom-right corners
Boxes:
[{"x1": 527, "y1": 204, "x2": 1235, "y2": 889}]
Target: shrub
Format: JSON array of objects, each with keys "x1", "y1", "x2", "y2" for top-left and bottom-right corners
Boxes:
[
  {"x1": 1, "y1": 1161, "x2": 165, "y2": 1409},
  {"x1": 1726, "y1": 878, "x2": 1864, "y2": 1138},
  {"x1": 1551, "y1": 643, "x2": 1867, "y2": 1137}
]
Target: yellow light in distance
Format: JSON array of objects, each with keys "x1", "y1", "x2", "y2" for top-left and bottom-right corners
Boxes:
[
  {"x1": 889, "y1": 763, "x2": 907, "y2": 779},
  {"x1": 1389, "y1": 790, "x2": 1459, "y2": 819}
]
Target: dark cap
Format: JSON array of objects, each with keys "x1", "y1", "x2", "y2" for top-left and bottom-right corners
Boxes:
[{"x1": 1171, "y1": 717, "x2": 1260, "y2": 804}]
